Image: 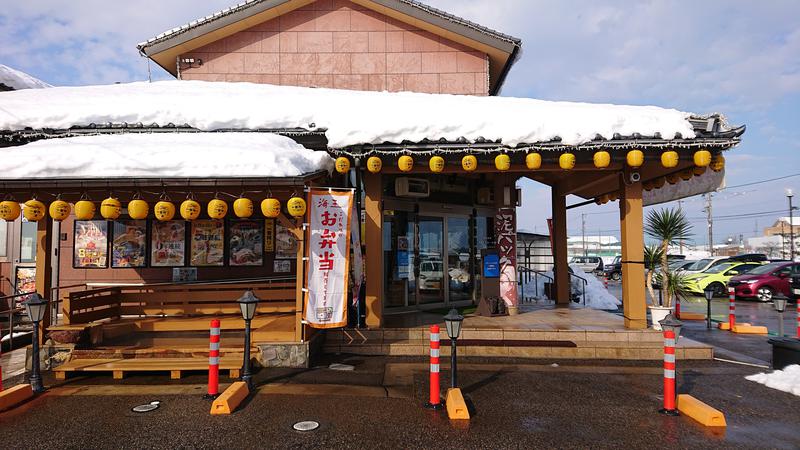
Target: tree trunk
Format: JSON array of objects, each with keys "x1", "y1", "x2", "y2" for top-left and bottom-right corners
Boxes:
[{"x1": 660, "y1": 241, "x2": 670, "y2": 307}]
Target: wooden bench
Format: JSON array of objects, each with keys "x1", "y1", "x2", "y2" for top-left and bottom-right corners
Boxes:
[{"x1": 54, "y1": 356, "x2": 244, "y2": 380}]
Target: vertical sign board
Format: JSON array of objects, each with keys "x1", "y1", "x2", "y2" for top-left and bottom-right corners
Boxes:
[
  {"x1": 494, "y1": 208, "x2": 518, "y2": 308},
  {"x1": 304, "y1": 189, "x2": 353, "y2": 328}
]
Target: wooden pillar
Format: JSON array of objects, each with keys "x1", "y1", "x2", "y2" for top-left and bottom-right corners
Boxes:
[
  {"x1": 551, "y1": 186, "x2": 570, "y2": 305},
  {"x1": 364, "y1": 172, "x2": 383, "y2": 328},
  {"x1": 620, "y1": 181, "x2": 647, "y2": 329},
  {"x1": 34, "y1": 218, "x2": 53, "y2": 343},
  {"x1": 293, "y1": 219, "x2": 305, "y2": 342}
]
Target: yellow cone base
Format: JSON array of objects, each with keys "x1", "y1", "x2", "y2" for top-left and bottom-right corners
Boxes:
[
  {"x1": 678, "y1": 312, "x2": 706, "y2": 321},
  {"x1": 677, "y1": 394, "x2": 727, "y2": 427},
  {"x1": 732, "y1": 324, "x2": 768, "y2": 334},
  {"x1": 0, "y1": 384, "x2": 34, "y2": 411},
  {"x1": 210, "y1": 381, "x2": 249, "y2": 415},
  {"x1": 718, "y1": 322, "x2": 750, "y2": 330},
  {"x1": 445, "y1": 388, "x2": 470, "y2": 420}
]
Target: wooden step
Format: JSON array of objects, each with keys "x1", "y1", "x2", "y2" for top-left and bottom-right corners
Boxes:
[{"x1": 54, "y1": 356, "x2": 243, "y2": 380}]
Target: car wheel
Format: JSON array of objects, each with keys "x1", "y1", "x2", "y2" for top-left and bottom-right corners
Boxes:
[
  {"x1": 709, "y1": 282, "x2": 726, "y2": 297},
  {"x1": 756, "y1": 286, "x2": 774, "y2": 302},
  {"x1": 611, "y1": 272, "x2": 621, "y2": 281}
]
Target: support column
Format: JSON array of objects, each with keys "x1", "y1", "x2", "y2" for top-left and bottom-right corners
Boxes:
[
  {"x1": 34, "y1": 218, "x2": 53, "y2": 343},
  {"x1": 620, "y1": 181, "x2": 647, "y2": 329},
  {"x1": 551, "y1": 186, "x2": 570, "y2": 305},
  {"x1": 494, "y1": 175, "x2": 519, "y2": 312},
  {"x1": 364, "y1": 172, "x2": 383, "y2": 328}
]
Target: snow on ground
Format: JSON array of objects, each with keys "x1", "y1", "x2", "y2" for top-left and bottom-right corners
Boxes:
[
  {"x1": 0, "y1": 80, "x2": 697, "y2": 148},
  {"x1": 745, "y1": 364, "x2": 800, "y2": 397},
  {"x1": 518, "y1": 264, "x2": 621, "y2": 310},
  {"x1": 0, "y1": 64, "x2": 51, "y2": 90},
  {"x1": 0, "y1": 133, "x2": 333, "y2": 179}
]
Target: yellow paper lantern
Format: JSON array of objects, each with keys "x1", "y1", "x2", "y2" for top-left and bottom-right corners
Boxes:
[
  {"x1": 559, "y1": 153, "x2": 576, "y2": 170},
  {"x1": 49, "y1": 200, "x2": 71, "y2": 222},
  {"x1": 710, "y1": 154, "x2": 725, "y2": 172},
  {"x1": 154, "y1": 201, "x2": 176, "y2": 221},
  {"x1": 653, "y1": 177, "x2": 666, "y2": 189},
  {"x1": 694, "y1": 150, "x2": 711, "y2": 167},
  {"x1": 429, "y1": 156, "x2": 445, "y2": 173},
  {"x1": 23, "y1": 199, "x2": 46, "y2": 222},
  {"x1": 680, "y1": 169, "x2": 694, "y2": 181},
  {"x1": 693, "y1": 165, "x2": 707, "y2": 176},
  {"x1": 495, "y1": 154, "x2": 511, "y2": 171},
  {"x1": 208, "y1": 199, "x2": 228, "y2": 220},
  {"x1": 398, "y1": 155, "x2": 414, "y2": 172},
  {"x1": 593, "y1": 151, "x2": 611, "y2": 169},
  {"x1": 100, "y1": 197, "x2": 121, "y2": 220},
  {"x1": 626, "y1": 150, "x2": 644, "y2": 168},
  {"x1": 366, "y1": 156, "x2": 382, "y2": 173},
  {"x1": 461, "y1": 155, "x2": 478, "y2": 172},
  {"x1": 525, "y1": 153, "x2": 542, "y2": 170},
  {"x1": 74, "y1": 200, "x2": 95, "y2": 220},
  {"x1": 0, "y1": 200, "x2": 21, "y2": 221},
  {"x1": 233, "y1": 197, "x2": 254, "y2": 218},
  {"x1": 180, "y1": 199, "x2": 201, "y2": 221},
  {"x1": 335, "y1": 157, "x2": 351, "y2": 174},
  {"x1": 287, "y1": 197, "x2": 307, "y2": 218},
  {"x1": 667, "y1": 173, "x2": 681, "y2": 185},
  {"x1": 128, "y1": 199, "x2": 149, "y2": 220},
  {"x1": 661, "y1": 151, "x2": 679, "y2": 168},
  {"x1": 261, "y1": 198, "x2": 281, "y2": 218}
]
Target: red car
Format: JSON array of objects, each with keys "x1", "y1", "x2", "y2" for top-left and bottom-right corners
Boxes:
[{"x1": 728, "y1": 261, "x2": 800, "y2": 302}]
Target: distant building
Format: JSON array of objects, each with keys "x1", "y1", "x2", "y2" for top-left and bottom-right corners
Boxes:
[
  {"x1": 763, "y1": 217, "x2": 800, "y2": 238},
  {"x1": 567, "y1": 235, "x2": 621, "y2": 259}
]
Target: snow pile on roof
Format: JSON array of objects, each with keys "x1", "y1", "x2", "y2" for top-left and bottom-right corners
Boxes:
[
  {"x1": 0, "y1": 133, "x2": 333, "y2": 179},
  {"x1": 0, "y1": 64, "x2": 51, "y2": 90},
  {"x1": 0, "y1": 80, "x2": 696, "y2": 148},
  {"x1": 746, "y1": 364, "x2": 800, "y2": 397}
]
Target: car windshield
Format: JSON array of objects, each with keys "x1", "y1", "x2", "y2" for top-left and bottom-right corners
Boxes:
[
  {"x1": 668, "y1": 260, "x2": 687, "y2": 269},
  {"x1": 705, "y1": 262, "x2": 736, "y2": 274},
  {"x1": 687, "y1": 259, "x2": 714, "y2": 270},
  {"x1": 745, "y1": 262, "x2": 784, "y2": 275}
]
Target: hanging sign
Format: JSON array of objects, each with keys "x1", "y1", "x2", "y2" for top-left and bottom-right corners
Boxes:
[
  {"x1": 494, "y1": 208, "x2": 518, "y2": 308},
  {"x1": 304, "y1": 188, "x2": 353, "y2": 329},
  {"x1": 264, "y1": 219, "x2": 275, "y2": 253},
  {"x1": 74, "y1": 220, "x2": 109, "y2": 268}
]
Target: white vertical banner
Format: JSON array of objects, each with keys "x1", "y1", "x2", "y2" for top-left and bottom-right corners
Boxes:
[{"x1": 304, "y1": 188, "x2": 353, "y2": 328}]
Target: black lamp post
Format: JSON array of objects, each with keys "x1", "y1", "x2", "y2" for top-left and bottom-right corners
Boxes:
[
  {"x1": 787, "y1": 189, "x2": 795, "y2": 261},
  {"x1": 23, "y1": 293, "x2": 48, "y2": 393},
  {"x1": 237, "y1": 290, "x2": 259, "y2": 389},
  {"x1": 773, "y1": 293, "x2": 788, "y2": 337},
  {"x1": 443, "y1": 308, "x2": 464, "y2": 389},
  {"x1": 703, "y1": 285, "x2": 715, "y2": 330}
]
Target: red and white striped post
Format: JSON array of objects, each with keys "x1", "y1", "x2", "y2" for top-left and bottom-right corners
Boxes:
[
  {"x1": 728, "y1": 287, "x2": 736, "y2": 330},
  {"x1": 659, "y1": 327, "x2": 678, "y2": 415},
  {"x1": 424, "y1": 324, "x2": 443, "y2": 410},
  {"x1": 205, "y1": 319, "x2": 221, "y2": 399},
  {"x1": 0, "y1": 321, "x2": 3, "y2": 392},
  {"x1": 675, "y1": 296, "x2": 681, "y2": 320},
  {"x1": 796, "y1": 303, "x2": 799, "y2": 338},
  {"x1": 603, "y1": 277, "x2": 608, "y2": 290}
]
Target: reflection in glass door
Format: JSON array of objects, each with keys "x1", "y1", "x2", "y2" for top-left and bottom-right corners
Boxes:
[
  {"x1": 447, "y1": 217, "x2": 472, "y2": 303},
  {"x1": 418, "y1": 218, "x2": 444, "y2": 304}
]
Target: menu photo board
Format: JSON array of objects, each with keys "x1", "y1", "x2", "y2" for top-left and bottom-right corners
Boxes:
[
  {"x1": 151, "y1": 221, "x2": 186, "y2": 267},
  {"x1": 229, "y1": 220, "x2": 263, "y2": 266},
  {"x1": 190, "y1": 220, "x2": 225, "y2": 267},
  {"x1": 111, "y1": 220, "x2": 147, "y2": 268},
  {"x1": 275, "y1": 221, "x2": 297, "y2": 259},
  {"x1": 73, "y1": 220, "x2": 109, "y2": 268}
]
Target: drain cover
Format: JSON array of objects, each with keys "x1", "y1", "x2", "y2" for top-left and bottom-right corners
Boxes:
[
  {"x1": 132, "y1": 401, "x2": 161, "y2": 413},
  {"x1": 293, "y1": 420, "x2": 320, "y2": 432}
]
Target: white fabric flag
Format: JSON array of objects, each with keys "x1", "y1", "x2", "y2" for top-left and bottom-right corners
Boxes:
[{"x1": 304, "y1": 189, "x2": 353, "y2": 328}]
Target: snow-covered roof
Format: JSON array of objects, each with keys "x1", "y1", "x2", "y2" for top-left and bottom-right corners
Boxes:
[
  {"x1": 776, "y1": 217, "x2": 800, "y2": 226},
  {"x1": 0, "y1": 64, "x2": 51, "y2": 91},
  {"x1": 0, "y1": 133, "x2": 333, "y2": 179},
  {"x1": 0, "y1": 80, "x2": 702, "y2": 149}
]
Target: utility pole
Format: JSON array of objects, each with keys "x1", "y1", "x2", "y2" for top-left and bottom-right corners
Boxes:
[
  {"x1": 581, "y1": 213, "x2": 587, "y2": 256},
  {"x1": 704, "y1": 194, "x2": 714, "y2": 256},
  {"x1": 787, "y1": 189, "x2": 795, "y2": 261}
]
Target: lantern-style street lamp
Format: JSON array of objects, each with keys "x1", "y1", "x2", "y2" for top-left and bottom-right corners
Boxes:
[
  {"x1": 237, "y1": 290, "x2": 259, "y2": 389},
  {"x1": 703, "y1": 285, "x2": 715, "y2": 330},
  {"x1": 23, "y1": 293, "x2": 48, "y2": 393},
  {"x1": 773, "y1": 293, "x2": 788, "y2": 337},
  {"x1": 443, "y1": 309, "x2": 464, "y2": 389}
]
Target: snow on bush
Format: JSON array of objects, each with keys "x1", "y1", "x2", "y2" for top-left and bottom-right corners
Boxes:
[
  {"x1": 0, "y1": 64, "x2": 51, "y2": 90},
  {"x1": 745, "y1": 364, "x2": 800, "y2": 397}
]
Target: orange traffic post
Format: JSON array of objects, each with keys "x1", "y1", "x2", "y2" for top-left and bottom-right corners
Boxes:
[
  {"x1": 659, "y1": 327, "x2": 678, "y2": 415},
  {"x1": 728, "y1": 287, "x2": 736, "y2": 330},
  {"x1": 797, "y1": 303, "x2": 799, "y2": 338},
  {"x1": 424, "y1": 324, "x2": 443, "y2": 410},
  {"x1": 205, "y1": 319, "x2": 221, "y2": 399},
  {"x1": 675, "y1": 295, "x2": 681, "y2": 320}
]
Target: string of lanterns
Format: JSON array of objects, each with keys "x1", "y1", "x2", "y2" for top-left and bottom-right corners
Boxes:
[{"x1": 0, "y1": 193, "x2": 308, "y2": 222}]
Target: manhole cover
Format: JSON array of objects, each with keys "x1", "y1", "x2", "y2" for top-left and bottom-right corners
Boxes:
[
  {"x1": 132, "y1": 401, "x2": 161, "y2": 413},
  {"x1": 293, "y1": 420, "x2": 320, "y2": 432}
]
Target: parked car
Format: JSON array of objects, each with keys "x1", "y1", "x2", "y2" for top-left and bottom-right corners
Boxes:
[
  {"x1": 683, "y1": 254, "x2": 769, "y2": 275},
  {"x1": 682, "y1": 257, "x2": 730, "y2": 274},
  {"x1": 683, "y1": 262, "x2": 763, "y2": 296},
  {"x1": 603, "y1": 255, "x2": 622, "y2": 281},
  {"x1": 791, "y1": 274, "x2": 800, "y2": 302},
  {"x1": 651, "y1": 260, "x2": 697, "y2": 289},
  {"x1": 569, "y1": 256, "x2": 603, "y2": 274},
  {"x1": 728, "y1": 261, "x2": 800, "y2": 302}
]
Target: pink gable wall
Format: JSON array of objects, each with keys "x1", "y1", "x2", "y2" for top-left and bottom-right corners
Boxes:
[{"x1": 180, "y1": 0, "x2": 489, "y2": 95}]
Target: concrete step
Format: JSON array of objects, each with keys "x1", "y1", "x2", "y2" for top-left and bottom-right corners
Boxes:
[{"x1": 325, "y1": 327, "x2": 665, "y2": 344}]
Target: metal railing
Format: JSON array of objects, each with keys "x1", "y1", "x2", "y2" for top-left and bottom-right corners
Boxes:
[{"x1": 517, "y1": 266, "x2": 587, "y2": 305}]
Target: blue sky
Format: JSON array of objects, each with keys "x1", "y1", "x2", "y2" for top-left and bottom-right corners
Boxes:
[{"x1": 2, "y1": 0, "x2": 799, "y2": 246}]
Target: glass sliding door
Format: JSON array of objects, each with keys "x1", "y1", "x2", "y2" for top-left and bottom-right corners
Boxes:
[
  {"x1": 417, "y1": 217, "x2": 444, "y2": 304},
  {"x1": 447, "y1": 217, "x2": 472, "y2": 303}
]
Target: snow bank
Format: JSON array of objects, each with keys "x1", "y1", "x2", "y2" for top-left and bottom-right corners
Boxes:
[
  {"x1": 0, "y1": 64, "x2": 51, "y2": 90},
  {"x1": 0, "y1": 133, "x2": 333, "y2": 179},
  {"x1": 518, "y1": 264, "x2": 621, "y2": 310},
  {"x1": 0, "y1": 80, "x2": 696, "y2": 148},
  {"x1": 745, "y1": 364, "x2": 800, "y2": 397}
]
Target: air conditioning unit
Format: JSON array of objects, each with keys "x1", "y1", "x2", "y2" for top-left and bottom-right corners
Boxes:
[{"x1": 395, "y1": 178, "x2": 430, "y2": 198}]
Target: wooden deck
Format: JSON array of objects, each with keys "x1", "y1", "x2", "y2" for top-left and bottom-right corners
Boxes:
[{"x1": 54, "y1": 356, "x2": 243, "y2": 380}]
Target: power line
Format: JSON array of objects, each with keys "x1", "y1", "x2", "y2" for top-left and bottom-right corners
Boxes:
[{"x1": 721, "y1": 172, "x2": 800, "y2": 191}]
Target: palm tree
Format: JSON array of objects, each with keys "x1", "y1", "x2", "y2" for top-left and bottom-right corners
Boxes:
[
  {"x1": 644, "y1": 208, "x2": 692, "y2": 307},
  {"x1": 644, "y1": 244, "x2": 664, "y2": 305}
]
